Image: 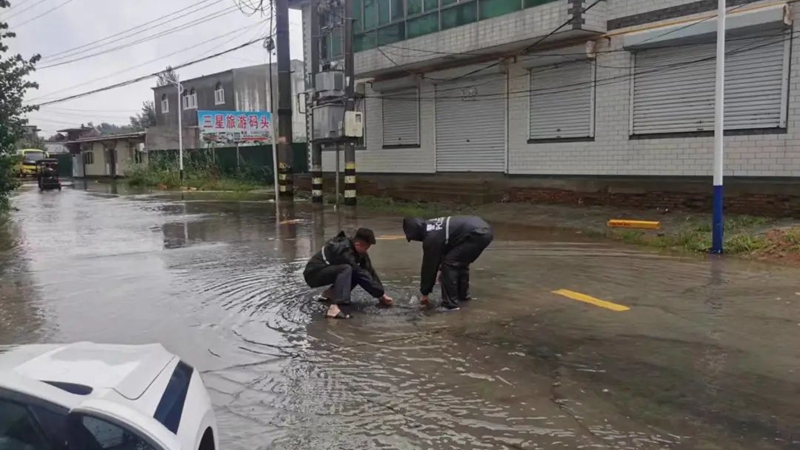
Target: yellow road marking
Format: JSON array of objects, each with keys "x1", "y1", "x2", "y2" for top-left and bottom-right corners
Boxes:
[
  {"x1": 376, "y1": 235, "x2": 406, "y2": 240},
  {"x1": 552, "y1": 289, "x2": 630, "y2": 312}
]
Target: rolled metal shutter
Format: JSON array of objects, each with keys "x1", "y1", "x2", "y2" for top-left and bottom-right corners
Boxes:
[
  {"x1": 530, "y1": 60, "x2": 594, "y2": 139},
  {"x1": 632, "y1": 32, "x2": 788, "y2": 135},
  {"x1": 382, "y1": 88, "x2": 420, "y2": 146},
  {"x1": 435, "y1": 74, "x2": 506, "y2": 172}
]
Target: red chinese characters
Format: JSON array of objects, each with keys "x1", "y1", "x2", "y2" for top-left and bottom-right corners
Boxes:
[
  {"x1": 238, "y1": 116, "x2": 248, "y2": 129},
  {"x1": 249, "y1": 115, "x2": 259, "y2": 129},
  {"x1": 214, "y1": 115, "x2": 224, "y2": 129},
  {"x1": 226, "y1": 115, "x2": 236, "y2": 129},
  {"x1": 260, "y1": 116, "x2": 270, "y2": 130}
]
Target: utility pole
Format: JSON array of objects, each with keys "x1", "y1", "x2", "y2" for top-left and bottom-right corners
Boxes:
[
  {"x1": 343, "y1": 0, "x2": 356, "y2": 206},
  {"x1": 310, "y1": 0, "x2": 324, "y2": 204},
  {"x1": 265, "y1": 36, "x2": 280, "y2": 201},
  {"x1": 168, "y1": 76, "x2": 184, "y2": 183},
  {"x1": 711, "y1": 0, "x2": 726, "y2": 254},
  {"x1": 275, "y1": 0, "x2": 294, "y2": 201}
]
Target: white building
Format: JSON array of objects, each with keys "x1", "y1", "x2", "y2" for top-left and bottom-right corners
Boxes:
[{"x1": 292, "y1": 0, "x2": 800, "y2": 212}]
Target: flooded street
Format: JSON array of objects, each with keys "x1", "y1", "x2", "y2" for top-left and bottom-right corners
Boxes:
[{"x1": 3, "y1": 184, "x2": 800, "y2": 449}]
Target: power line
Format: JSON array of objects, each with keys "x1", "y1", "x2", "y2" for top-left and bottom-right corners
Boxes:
[
  {"x1": 31, "y1": 36, "x2": 265, "y2": 107},
  {"x1": 40, "y1": 0, "x2": 219, "y2": 61},
  {"x1": 31, "y1": 23, "x2": 266, "y2": 102},
  {"x1": 12, "y1": 0, "x2": 74, "y2": 28},
  {"x1": 375, "y1": 1, "x2": 753, "y2": 84},
  {"x1": 1, "y1": 0, "x2": 49, "y2": 21},
  {"x1": 38, "y1": 4, "x2": 240, "y2": 69},
  {"x1": 0, "y1": 0, "x2": 34, "y2": 16},
  {"x1": 364, "y1": 32, "x2": 790, "y2": 102}
]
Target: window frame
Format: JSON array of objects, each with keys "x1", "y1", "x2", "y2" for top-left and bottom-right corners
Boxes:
[
  {"x1": 161, "y1": 93, "x2": 169, "y2": 113},
  {"x1": 354, "y1": 0, "x2": 559, "y2": 52},
  {"x1": 67, "y1": 413, "x2": 166, "y2": 450},
  {"x1": 0, "y1": 388, "x2": 71, "y2": 450},
  {"x1": 83, "y1": 151, "x2": 94, "y2": 165},
  {"x1": 214, "y1": 83, "x2": 225, "y2": 105}
]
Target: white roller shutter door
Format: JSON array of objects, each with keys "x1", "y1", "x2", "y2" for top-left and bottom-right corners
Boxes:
[
  {"x1": 632, "y1": 31, "x2": 789, "y2": 135},
  {"x1": 530, "y1": 60, "x2": 595, "y2": 139},
  {"x1": 435, "y1": 74, "x2": 506, "y2": 172},
  {"x1": 382, "y1": 88, "x2": 420, "y2": 146}
]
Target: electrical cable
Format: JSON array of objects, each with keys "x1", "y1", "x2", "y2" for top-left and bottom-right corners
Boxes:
[
  {"x1": 38, "y1": 5, "x2": 240, "y2": 69},
  {"x1": 363, "y1": 32, "x2": 790, "y2": 102},
  {"x1": 31, "y1": 36, "x2": 265, "y2": 107},
  {"x1": 12, "y1": 0, "x2": 74, "y2": 28},
  {"x1": 1, "y1": 0, "x2": 48, "y2": 21},
  {"x1": 40, "y1": 0, "x2": 219, "y2": 61},
  {"x1": 31, "y1": 23, "x2": 267, "y2": 102}
]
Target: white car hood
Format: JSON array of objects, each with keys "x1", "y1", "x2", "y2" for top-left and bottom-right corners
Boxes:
[{"x1": 3, "y1": 342, "x2": 175, "y2": 400}]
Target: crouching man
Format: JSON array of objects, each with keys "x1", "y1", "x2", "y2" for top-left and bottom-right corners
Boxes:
[
  {"x1": 304, "y1": 228, "x2": 393, "y2": 319},
  {"x1": 403, "y1": 216, "x2": 493, "y2": 310}
]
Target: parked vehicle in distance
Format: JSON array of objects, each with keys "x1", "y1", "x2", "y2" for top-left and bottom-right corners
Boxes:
[
  {"x1": 0, "y1": 342, "x2": 218, "y2": 450},
  {"x1": 36, "y1": 159, "x2": 62, "y2": 192},
  {"x1": 16, "y1": 149, "x2": 49, "y2": 178}
]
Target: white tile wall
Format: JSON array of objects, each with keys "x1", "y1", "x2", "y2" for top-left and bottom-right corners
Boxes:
[{"x1": 315, "y1": 0, "x2": 800, "y2": 177}]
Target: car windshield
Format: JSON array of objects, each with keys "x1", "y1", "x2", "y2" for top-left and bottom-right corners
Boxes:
[{"x1": 23, "y1": 152, "x2": 45, "y2": 164}]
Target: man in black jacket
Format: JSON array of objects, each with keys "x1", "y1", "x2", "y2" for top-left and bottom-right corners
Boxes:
[
  {"x1": 403, "y1": 216, "x2": 493, "y2": 310},
  {"x1": 304, "y1": 228, "x2": 393, "y2": 319}
]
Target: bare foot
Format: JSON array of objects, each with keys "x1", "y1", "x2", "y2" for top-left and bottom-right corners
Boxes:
[{"x1": 326, "y1": 304, "x2": 351, "y2": 319}]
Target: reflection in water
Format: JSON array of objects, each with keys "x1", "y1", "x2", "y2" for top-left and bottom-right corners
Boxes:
[{"x1": 3, "y1": 186, "x2": 800, "y2": 449}]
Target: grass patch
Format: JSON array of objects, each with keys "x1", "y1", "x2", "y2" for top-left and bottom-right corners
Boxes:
[
  {"x1": 608, "y1": 215, "x2": 775, "y2": 256},
  {"x1": 125, "y1": 151, "x2": 270, "y2": 193}
]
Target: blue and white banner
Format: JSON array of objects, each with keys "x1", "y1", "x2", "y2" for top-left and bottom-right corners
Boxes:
[{"x1": 197, "y1": 110, "x2": 273, "y2": 146}]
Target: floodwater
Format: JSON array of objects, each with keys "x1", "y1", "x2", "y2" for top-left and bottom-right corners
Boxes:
[{"x1": 3, "y1": 183, "x2": 800, "y2": 450}]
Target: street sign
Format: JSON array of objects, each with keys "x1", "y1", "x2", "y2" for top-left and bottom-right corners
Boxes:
[{"x1": 197, "y1": 110, "x2": 273, "y2": 146}]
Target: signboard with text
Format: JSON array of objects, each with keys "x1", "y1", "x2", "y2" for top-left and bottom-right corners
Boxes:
[{"x1": 197, "y1": 110, "x2": 273, "y2": 146}]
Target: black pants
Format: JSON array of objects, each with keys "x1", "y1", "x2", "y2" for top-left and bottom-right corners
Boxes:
[
  {"x1": 440, "y1": 230, "x2": 494, "y2": 309},
  {"x1": 304, "y1": 264, "x2": 365, "y2": 305}
]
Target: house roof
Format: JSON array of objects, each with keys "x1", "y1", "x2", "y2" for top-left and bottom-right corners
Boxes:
[
  {"x1": 65, "y1": 132, "x2": 145, "y2": 145},
  {"x1": 56, "y1": 126, "x2": 93, "y2": 133}
]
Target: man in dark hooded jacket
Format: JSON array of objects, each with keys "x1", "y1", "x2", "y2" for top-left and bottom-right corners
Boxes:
[
  {"x1": 403, "y1": 216, "x2": 493, "y2": 310},
  {"x1": 304, "y1": 228, "x2": 393, "y2": 319}
]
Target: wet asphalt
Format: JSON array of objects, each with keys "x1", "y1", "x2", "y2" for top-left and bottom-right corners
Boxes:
[{"x1": 2, "y1": 182, "x2": 800, "y2": 449}]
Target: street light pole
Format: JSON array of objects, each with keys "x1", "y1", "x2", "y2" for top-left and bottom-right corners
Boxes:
[{"x1": 711, "y1": 0, "x2": 726, "y2": 254}]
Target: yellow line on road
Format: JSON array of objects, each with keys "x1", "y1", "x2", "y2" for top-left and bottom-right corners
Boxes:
[
  {"x1": 376, "y1": 235, "x2": 407, "y2": 240},
  {"x1": 552, "y1": 289, "x2": 630, "y2": 312}
]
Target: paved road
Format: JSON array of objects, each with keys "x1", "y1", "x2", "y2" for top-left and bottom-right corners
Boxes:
[{"x1": 2, "y1": 184, "x2": 800, "y2": 449}]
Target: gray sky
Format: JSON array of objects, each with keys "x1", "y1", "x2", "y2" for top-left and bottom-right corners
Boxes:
[{"x1": 4, "y1": 0, "x2": 304, "y2": 136}]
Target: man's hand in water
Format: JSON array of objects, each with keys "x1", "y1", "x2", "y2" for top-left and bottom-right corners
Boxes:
[
  {"x1": 420, "y1": 295, "x2": 429, "y2": 306},
  {"x1": 379, "y1": 294, "x2": 394, "y2": 307}
]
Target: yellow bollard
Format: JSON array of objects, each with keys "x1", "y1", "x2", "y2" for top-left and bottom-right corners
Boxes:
[{"x1": 607, "y1": 220, "x2": 661, "y2": 230}]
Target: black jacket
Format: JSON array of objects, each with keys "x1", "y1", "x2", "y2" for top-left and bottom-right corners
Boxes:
[
  {"x1": 304, "y1": 231, "x2": 385, "y2": 298},
  {"x1": 403, "y1": 216, "x2": 491, "y2": 295}
]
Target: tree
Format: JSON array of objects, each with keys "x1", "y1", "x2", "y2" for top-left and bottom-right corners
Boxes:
[
  {"x1": 156, "y1": 66, "x2": 178, "y2": 87},
  {"x1": 0, "y1": 0, "x2": 41, "y2": 210},
  {"x1": 129, "y1": 101, "x2": 156, "y2": 130}
]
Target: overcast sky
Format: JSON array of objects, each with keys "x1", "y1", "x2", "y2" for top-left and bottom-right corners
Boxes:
[{"x1": 3, "y1": 0, "x2": 304, "y2": 136}]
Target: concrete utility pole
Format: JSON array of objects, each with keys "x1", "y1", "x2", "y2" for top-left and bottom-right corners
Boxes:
[
  {"x1": 168, "y1": 76, "x2": 185, "y2": 183},
  {"x1": 275, "y1": 0, "x2": 294, "y2": 201},
  {"x1": 343, "y1": 0, "x2": 356, "y2": 206},
  {"x1": 265, "y1": 36, "x2": 280, "y2": 201},
  {"x1": 310, "y1": 0, "x2": 324, "y2": 204},
  {"x1": 711, "y1": 0, "x2": 726, "y2": 254}
]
